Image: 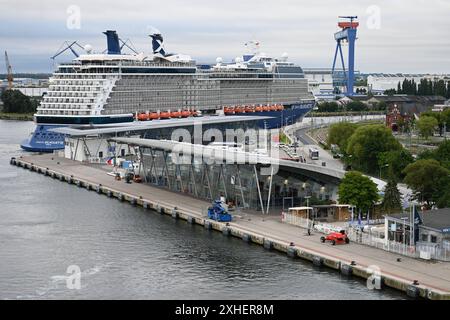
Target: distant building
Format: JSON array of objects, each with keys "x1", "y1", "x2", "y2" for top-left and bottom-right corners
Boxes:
[
  {"x1": 385, "y1": 208, "x2": 450, "y2": 261},
  {"x1": 364, "y1": 95, "x2": 446, "y2": 131}
]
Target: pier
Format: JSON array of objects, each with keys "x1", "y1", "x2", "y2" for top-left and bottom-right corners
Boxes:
[{"x1": 11, "y1": 153, "x2": 450, "y2": 300}]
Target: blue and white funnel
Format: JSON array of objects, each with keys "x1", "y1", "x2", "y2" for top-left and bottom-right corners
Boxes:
[
  {"x1": 103, "y1": 30, "x2": 121, "y2": 54},
  {"x1": 149, "y1": 31, "x2": 166, "y2": 57}
]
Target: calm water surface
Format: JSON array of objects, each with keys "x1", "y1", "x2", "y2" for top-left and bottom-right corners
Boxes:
[{"x1": 0, "y1": 120, "x2": 404, "y2": 299}]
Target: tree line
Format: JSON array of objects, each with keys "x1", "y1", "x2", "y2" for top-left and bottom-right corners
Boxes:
[
  {"x1": 385, "y1": 78, "x2": 450, "y2": 98},
  {"x1": 329, "y1": 122, "x2": 450, "y2": 212},
  {"x1": 316, "y1": 101, "x2": 386, "y2": 113},
  {"x1": 0, "y1": 89, "x2": 38, "y2": 114}
]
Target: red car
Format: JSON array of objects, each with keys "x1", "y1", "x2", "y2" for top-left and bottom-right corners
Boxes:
[{"x1": 320, "y1": 230, "x2": 350, "y2": 245}]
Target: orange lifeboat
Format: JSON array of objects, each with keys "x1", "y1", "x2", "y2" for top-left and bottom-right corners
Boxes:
[
  {"x1": 181, "y1": 110, "x2": 190, "y2": 118},
  {"x1": 224, "y1": 106, "x2": 234, "y2": 115},
  {"x1": 159, "y1": 111, "x2": 171, "y2": 119},
  {"x1": 277, "y1": 104, "x2": 284, "y2": 111},
  {"x1": 190, "y1": 110, "x2": 198, "y2": 117},
  {"x1": 149, "y1": 112, "x2": 159, "y2": 120},
  {"x1": 255, "y1": 105, "x2": 263, "y2": 112},
  {"x1": 234, "y1": 106, "x2": 244, "y2": 113},
  {"x1": 137, "y1": 113, "x2": 148, "y2": 121},
  {"x1": 244, "y1": 106, "x2": 254, "y2": 113},
  {"x1": 270, "y1": 105, "x2": 278, "y2": 111},
  {"x1": 171, "y1": 110, "x2": 181, "y2": 118},
  {"x1": 262, "y1": 105, "x2": 270, "y2": 112}
]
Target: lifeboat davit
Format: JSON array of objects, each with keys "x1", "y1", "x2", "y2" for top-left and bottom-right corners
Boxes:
[
  {"x1": 224, "y1": 107, "x2": 234, "y2": 115},
  {"x1": 137, "y1": 113, "x2": 148, "y2": 121},
  {"x1": 159, "y1": 111, "x2": 171, "y2": 119},
  {"x1": 262, "y1": 105, "x2": 270, "y2": 112},
  {"x1": 181, "y1": 110, "x2": 190, "y2": 118},
  {"x1": 171, "y1": 110, "x2": 181, "y2": 118},
  {"x1": 149, "y1": 112, "x2": 159, "y2": 120}
]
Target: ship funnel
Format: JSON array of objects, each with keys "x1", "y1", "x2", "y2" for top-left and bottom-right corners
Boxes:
[
  {"x1": 103, "y1": 30, "x2": 121, "y2": 55},
  {"x1": 149, "y1": 33, "x2": 166, "y2": 57}
]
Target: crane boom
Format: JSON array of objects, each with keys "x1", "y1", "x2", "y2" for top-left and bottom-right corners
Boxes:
[{"x1": 5, "y1": 51, "x2": 13, "y2": 90}]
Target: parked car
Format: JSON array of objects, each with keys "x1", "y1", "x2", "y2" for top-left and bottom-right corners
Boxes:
[{"x1": 320, "y1": 230, "x2": 350, "y2": 245}]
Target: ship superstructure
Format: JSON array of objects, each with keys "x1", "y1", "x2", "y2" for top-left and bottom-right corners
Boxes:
[{"x1": 21, "y1": 30, "x2": 314, "y2": 152}]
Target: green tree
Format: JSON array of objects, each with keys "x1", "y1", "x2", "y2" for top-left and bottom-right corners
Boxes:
[
  {"x1": 0, "y1": 89, "x2": 37, "y2": 113},
  {"x1": 338, "y1": 171, "x2": 379, "y2": 213},
  {"x1": 327, "y1": 122, "x2": 358, "y2": 152},
  {"x1": 317, "y1": 101, "x2": 339, "y2": 112},
  {"x1": 403, "y1": 159, "x2": 450, "y2": 208},
  {"x1": 434, "y1": 139, "x2": 450, "y2": 170},
  {"x1": 346, "y1": 101, "x2": 367, "y2": 111},
  {"x1": 417, "y1": 115, "x2": 438, "y2": 139},
  {"x1": 346, "y1": 124, "x2": 402, "y2": 174},
  {"x1": 381, "y1": 179, "x2": 402, "y2": 214},
  {"x1": 377, "y1": 149, "x2": 414, "y2": 181}
]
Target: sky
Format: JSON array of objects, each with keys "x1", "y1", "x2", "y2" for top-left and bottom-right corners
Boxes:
[{"x1": 1, "y1": 0, "x2": 450, "y2": 73}]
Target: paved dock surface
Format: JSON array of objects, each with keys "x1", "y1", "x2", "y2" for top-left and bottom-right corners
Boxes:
[{"x1": 14, "y1": 154, "x2": 450, "y2": 297}]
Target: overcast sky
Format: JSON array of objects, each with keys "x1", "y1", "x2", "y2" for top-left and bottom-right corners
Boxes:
[{"x1": 1, "y1": 0, "x2": 449, "y2": 73}]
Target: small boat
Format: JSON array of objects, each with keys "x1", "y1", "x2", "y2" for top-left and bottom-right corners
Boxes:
[
  {"x1": 224, "y1": 106, "x2": 234, "y2": 115},
  {"x1": 244, "y1": 106, "x2": 254, "y2": 113},
  {"x1": 181, "y1": 110, "x2": 190, "y2": 118},
  {"x1": 234, "y1": 106, "x2": 244, "y2": 113},
  {"x1": 170, "y1": 111, "x2": 181, "y2": 118},
  {"x1": 137, "y1": 113, "x2": 148, "y2": 121},
  {"x1": 262, "y1": 105, "x2": 270, "y2": 112},
  {"x1": 255, "y1": 105, "x2": 263, "y2": 112},
  {"x1": 270, "y1": 105, "x2": 278, "y2": 111},
  {"x1": 149, "y1": 112, "x2": 159, "y2": 120},
  {"x1": 159, "y1": 111, "x2": 171, "y2": 119}
]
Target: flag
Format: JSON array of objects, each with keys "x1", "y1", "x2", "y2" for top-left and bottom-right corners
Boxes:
[
  {"x1": 413, "y1": 205, "x2": 423, "y2": 225},
  {"x1": 105, "y1": 157, "x2": 114, "y2": 165}
]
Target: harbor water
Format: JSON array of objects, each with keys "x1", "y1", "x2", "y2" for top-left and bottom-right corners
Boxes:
[{"x1": 0, "y1": 120, "x2": 404, "y2": 300}]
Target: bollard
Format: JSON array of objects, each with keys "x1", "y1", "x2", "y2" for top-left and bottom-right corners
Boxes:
[
  {"x1": 130, "y1": 198, "x2": 137, "y2": 206},
  {"x1": 107, "y1": 190, "x2": 113, "y2": 198},
  {"x1": 76, "y1": 180, "x2": 82, "y2": 187},
  {"x1": 171, "y1": 208, "x2": 178, "y2": 219},
  {"x1": 118, "y1": 193, "x2": 124, "y2": 201},
  {"x1": 59, "y1": 175, "x2": 64, "y2": 182},
  {"x1": 96, "y1": 185, "x2": 102, "y2": 194}
]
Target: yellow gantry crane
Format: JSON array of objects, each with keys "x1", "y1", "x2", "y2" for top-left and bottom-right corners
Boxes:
[{"x1": 4, "y1": 51, "x2": 13, "y2": 90}]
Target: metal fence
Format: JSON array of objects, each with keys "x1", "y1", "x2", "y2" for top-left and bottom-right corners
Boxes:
[
  {"x1": 416, "y1": 241, "x2": 450, "y2": 262},
  {"x1": 346, "y1": 227, "x2": 418, "y2": 258}
]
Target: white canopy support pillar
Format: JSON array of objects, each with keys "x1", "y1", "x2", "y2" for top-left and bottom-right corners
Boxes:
[{"x1": 254, "y1": 165, "x2": 265, "y2": 214}]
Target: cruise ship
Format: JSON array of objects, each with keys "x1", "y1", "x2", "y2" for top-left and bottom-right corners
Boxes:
[{"x1": 21, "y1": 30, "x2": 315, "y2": 152}]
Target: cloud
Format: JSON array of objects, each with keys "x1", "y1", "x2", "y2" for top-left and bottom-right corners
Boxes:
[{"x1": 1, "y1": 0, "x2": 449, "y2": 73}]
